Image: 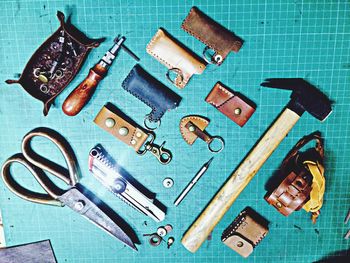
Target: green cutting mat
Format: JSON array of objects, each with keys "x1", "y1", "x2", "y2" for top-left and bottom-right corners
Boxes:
[{"x1": 0, "y1": 0, "x2": 349, "y2": 262}]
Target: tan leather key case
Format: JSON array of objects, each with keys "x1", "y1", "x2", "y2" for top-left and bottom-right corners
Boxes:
[
  {"x1": 146, "y1": 28, "x2": 206, "y2": 89},
  {"x1": 182, "y1": 6, "x2": 243, "y2": 65}
]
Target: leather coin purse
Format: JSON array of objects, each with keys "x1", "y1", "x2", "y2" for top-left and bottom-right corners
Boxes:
[
  {"x1": 182, "y1": 6, "x2": 243, "y2": 65},
  {"x1": 5, "y1": 11, "x2": 101, "y2": 115},
  {"x1": 122, "y1": 64, "x2": 182, "y2": 128},
  {"x1": 222, "y1": 207, "x2": 269, "y2": 258},
  {"x1": 146, "y1": 28, "x2": 206, "y2": 89},
  {"x1": 205, "y1": 82, "x2": 256, "y2": 127}
]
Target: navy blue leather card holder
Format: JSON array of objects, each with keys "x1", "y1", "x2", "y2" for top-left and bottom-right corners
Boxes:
[{"x1": 122, "y1": 64, "x2": 182, "y2": 122}]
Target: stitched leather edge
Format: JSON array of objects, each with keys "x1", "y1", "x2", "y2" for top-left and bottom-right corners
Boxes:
[
  {"x1": 206, "y1": 84, "x2": 234, "y2": 108},
  {"x1": 121, "y1": 67, "x2": 164, "y2": 122},
  {"x1": 179, "y1": 116, "x2": 209, "y2": 145}
]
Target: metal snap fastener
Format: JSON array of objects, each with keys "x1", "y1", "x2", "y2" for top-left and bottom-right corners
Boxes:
[
  {"x1": 188, "y1": 125, "x2": 195, "y2": 132},
  {"x1": 157, "y1": 227, "x2": 167, "y2": 237},
  {"x1": 276, "y1": 202, "x2": 282, "y2": 208},
  {"x1": 130, "y1": 139, "x2": 136, "y2": 145},
  {"x1": 234, "y1": 108, "x2": 242, "y2": 115},
  {"x1": 118, "y1": 127, "x2": 129, "y2": 136},
  {"x1": 105, "y1": 118, "x2": 115, "y2": 128},
  {"x1": 163, "y1": 178, "x2": 174, "y2": 188},
  {"x1": 236, "y1": 241, "x2": 244, "y2": 247},
  {"x1": 136, "y1": 132, "x2": 142, "y2": 138},
  {"x1": 74, "y1": 200, "x2": 85, "y2": 211}
]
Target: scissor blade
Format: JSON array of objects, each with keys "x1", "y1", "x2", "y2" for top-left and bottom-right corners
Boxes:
[{"x1": 58, "y1": 187, "x2": 137, "y2": 251}]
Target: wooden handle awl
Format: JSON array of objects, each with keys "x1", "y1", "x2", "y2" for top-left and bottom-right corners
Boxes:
[
  {"x1": 181, "y1": 108, "x2": 301, "y2": 253},
  {"x1": 62, "y1": 66, "x2": 105, "y2": 116}
]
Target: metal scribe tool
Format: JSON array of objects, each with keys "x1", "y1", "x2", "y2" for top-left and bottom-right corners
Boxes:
[
  {"x1": 174, "y1": 157, "x2": 214, "y2": 206},
  {"x1": 89, "y1": 145, "x2": 166, "y2": 222}
]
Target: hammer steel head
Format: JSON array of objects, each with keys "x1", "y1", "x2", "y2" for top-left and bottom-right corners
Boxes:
[{"x1": 261, "y1": 78, "x2": 332, "y2": 121}]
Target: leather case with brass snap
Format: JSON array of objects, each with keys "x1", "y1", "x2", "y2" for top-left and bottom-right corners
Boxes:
[
  {"x1": 181, "y1": 6, "x2": 243, "y2": 65},
  {"x1": 5, "y1": 11, "x2": 101, "y2": 116},
  {"x1": 122, "y1": 64, "x2": 182, "y2": 122},
  {"x1": 205, "y1": 82, "x2": 256, "y2": 127},
  {"x1": 221, "y1": 207, "x2": 269, "y2": 258},
  {"x1": 146, "y1": 28, "x2": 206, "y2": 89}
]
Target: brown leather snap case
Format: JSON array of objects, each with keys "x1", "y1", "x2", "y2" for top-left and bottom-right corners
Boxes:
[
  {"x1": 222, "y1": 207, "x2": 269, "y2": 258},
  {"x1": 146, "y1": 28, "x2": 206, "y2": 89},
  {"x1": 181, "y1": 7, "x2": 243, "y2": 65},
  {"x1": 205, "y1": 82, "x2": 255, "y2": 127}
]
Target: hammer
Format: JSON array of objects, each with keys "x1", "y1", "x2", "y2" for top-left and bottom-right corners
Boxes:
[{"x1": 181, "y1": 78, "x2": 332, "y2": 252}]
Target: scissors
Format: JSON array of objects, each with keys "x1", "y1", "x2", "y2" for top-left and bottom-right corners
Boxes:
[{"x1": 1, "y1": 127, "x2": 137, "y2": 250}]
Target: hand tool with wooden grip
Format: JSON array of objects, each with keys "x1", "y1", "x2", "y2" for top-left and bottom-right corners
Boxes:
[
  {"x1": 181, "y1": 78, "x2": 332, "y2": 253},
  {"x1": 62, "y1": 35, "x2": 139, "y2": 116}
]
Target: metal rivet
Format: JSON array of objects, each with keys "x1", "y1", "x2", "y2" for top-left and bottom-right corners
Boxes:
[
  {"x1": 163, "y1": 178, "x2": 174, "y2": 188},
  {"x1": 38, "y1": 74, "x2": 48, "y2": 83},
  {"x1": 136, "y1": 132, "x2": 142, "y2": 138},
  {"x1": 276, "y1": 202, "x2": 282, "y2": 208},
  {"x1": 157, "y1": 227, "x2": 167, "y2": 237},
  {"x1": 236, "y1": 241, "x2": 244, "y2": 247},
  {"x1": 234, "y1": 108, "x2": 242, "y2": 115},
  {"x1": 105, "y1": 118, "x2": 115, "y2": 128},
  {"x1": 74, "y1": 200, "x2": 85, "y2": 211},
  {"x1": 118, "y1": 127, "x2": 129, "y2": 136},
  {"x1": 164, "y1": 224, "x2": 173, "y2": 233},
  {"x1": 131, "y1": 139, "x2": 136, "y2": 145},
  {"x1": 188, "y1": 125, "x2": 195, "y2": 132},
  {"x1": 167, "y1": 237, "x2": 175, "y2": 248}
]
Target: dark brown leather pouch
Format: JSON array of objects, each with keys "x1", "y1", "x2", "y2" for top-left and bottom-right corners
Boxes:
[
  {"x1": 181, "y1": 7, "x2": 243, "y2": 65},
  {"x1": 205, "y1": 82, "x2": 255, "y2": 127},
  {"x1": 5, "y1": 11, "x2": 101, "y2": 115}
]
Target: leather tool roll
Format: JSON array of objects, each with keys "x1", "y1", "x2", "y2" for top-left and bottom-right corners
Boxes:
[
  {"x1": 146, "y1": 28, "x2": 206, "y2": 89},
  {"x1": 94, "y1": 104, "x2": 149, "y2": 152},
  {"x1": 5, "y1": 11, "x2": 101, "y2": 116},
  {"x1": 264, "y1": 131, "x2": 325, "y2": 223},
  {"x1": 122, "y1": 64, "x2": 182, "y2": 122},
  {"x1": 181, "y1": 7, "x2": 243, "y2": 65},
  {"x1": 205, "y1": 82, "x2": 256, "y2": 127},
  {"x1": 222, "y1": 207, "x2": 269, "y2": 258}
]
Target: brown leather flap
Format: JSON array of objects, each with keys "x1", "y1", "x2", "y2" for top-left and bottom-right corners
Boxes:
[
  {"x1": 181, "y1": 7, "x2": 243, "y2": 65},
  {"x1": 179, "y1": 115, "x2": 209, "y2": 145},
  {"x1": 205, "y1": 82, "x2": 255, "y2": 127}
]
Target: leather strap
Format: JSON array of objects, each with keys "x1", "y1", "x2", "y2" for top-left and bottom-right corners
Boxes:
[
  {"x1": 185, "y1": 122, "x2": 212, "y2": 143},
  {"x1": 265, "y1": 132, "x2": 325, "y2": 223},
  {"x1": 222, "y1": 207, "x2": 269, "y2": 258},
  {"x1": 94, "y1": 105, "x2": 149, "y2": 152},
  {"x1": 179, "y1": 115, "x2": 210, "y2": 145}
]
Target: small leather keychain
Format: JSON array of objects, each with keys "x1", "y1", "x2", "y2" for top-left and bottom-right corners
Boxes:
[
  {"x1": 179, "y1": 115, "x2": 224, "y2": 153},
  {"x1": 265, "y1": 131, "x2": 325, "y2": 223},
  {"x1": 94, "y1": 103, "x2": 172, "y2": 164}
]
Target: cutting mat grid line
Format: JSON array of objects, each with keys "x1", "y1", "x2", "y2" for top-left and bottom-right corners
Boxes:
[{"x1": 0, "y1": 0, "x2": 349, "y2": 262}]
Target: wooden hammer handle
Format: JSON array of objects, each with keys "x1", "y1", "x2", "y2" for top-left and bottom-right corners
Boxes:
[{"x1": 181, "y1": 108, "x2": 300, "y2": 253}]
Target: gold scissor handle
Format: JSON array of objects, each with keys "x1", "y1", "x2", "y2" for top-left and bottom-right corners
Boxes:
[
  {"x1": 21, "y1": 127, "x2": 79, "y2": 186},
  {"x1": 1, "y1": 153, "x2": 63, "y2": 206},
  {"x1": 1, "y1": 127, "x2": 80, "y2": 206}
]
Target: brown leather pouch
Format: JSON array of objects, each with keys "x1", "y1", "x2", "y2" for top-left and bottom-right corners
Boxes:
[
  {"x1": 222, "y1": 207, "x2": 269, "y2": 258},
  {"x1": 205, "y1": 82, "x2": 255, "y2": 127},
  {"x1": 5, "y1": 11, "x2": 101, "y2": 115},
  {"x1": 265, "y1": 132, "x2": 325, "y2": 222},
  {"x1": 146, "y1": 28, "x2": 206, "y2": 89},
  {"x1": 181, "y1": 7, "x2": 243, "y2": 65}
]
